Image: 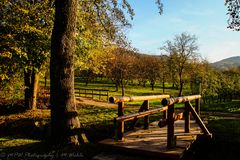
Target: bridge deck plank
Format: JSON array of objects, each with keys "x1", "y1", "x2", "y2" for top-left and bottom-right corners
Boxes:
[{"x1": 100, "y1": 120, "x2": 202, "y2": 159}]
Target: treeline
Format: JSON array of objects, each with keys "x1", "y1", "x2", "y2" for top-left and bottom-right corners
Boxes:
[
  {"x1": 76, "y1": 46, "x2": 240, "y2": 101},
  {"x1": 76, "y1": 33, "x2": 240, "y2": 101}
]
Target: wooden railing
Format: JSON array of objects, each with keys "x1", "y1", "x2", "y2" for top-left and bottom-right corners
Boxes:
[
  {"x1": 75, "y1": 88, "x2": 109, "y2": 101},
  {"x1": 109, "y1": 95, "x2": 170, "y2": 141},
  {"x1": 110, "y1": 94, "x2": 212, "y2": 148}
]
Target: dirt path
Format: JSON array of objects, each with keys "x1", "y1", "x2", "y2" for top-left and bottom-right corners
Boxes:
[{"x1": 76, "y1": 97, "x2": 117, "y2": 108}]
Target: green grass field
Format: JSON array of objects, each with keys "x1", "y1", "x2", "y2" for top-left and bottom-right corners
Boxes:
[{"x1": 1, "y1": 78, "x2": 240, "y2": 160}]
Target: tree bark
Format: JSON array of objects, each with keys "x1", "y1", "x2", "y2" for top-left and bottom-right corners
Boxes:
[
  {"x1": 24, "y1": 69, "x2": 40, "y2": 110},
  {"x1": 178, "y1": 81, "x2": 183, "y2": 97},
  {"x1": 162, "y1": 80, "x2": 165, "y2": 93},
  {"x1": 115, "y1": 82, "x2": 119, "y2": 91},
  {"x1": 24, "y1": 70, "x2": 31, "y2": 109},
  {"x1": 30, "y1": 70, "x2": 39, "y2": 110},
  {"x1": 151, "y1": 81, "x2": 155, "y2": 91},
  {"x1": 121, "y1": 84, "x2": 125, "y2": 96},
  {"x1": 50, "y1": 0, "x2": 80, "y2": 146}
]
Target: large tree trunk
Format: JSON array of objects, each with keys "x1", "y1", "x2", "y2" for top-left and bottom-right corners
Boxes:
[{"x1": 50, "y1": 0, "x2": 80, "y2": 146}]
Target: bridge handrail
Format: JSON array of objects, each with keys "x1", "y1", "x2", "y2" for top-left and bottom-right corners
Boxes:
[
  {"x1": 161, "y1": 95, "x2": 201, "y2": 106},
  {"x1": 113, "y1": 94, "x2": 211, "y2": 148},
  {"x1": 109, "y1": 95, "x2": 170, "y2": 103},
  {"x1": 116, "y1": 106, "x2": 168, "y2": 122}
]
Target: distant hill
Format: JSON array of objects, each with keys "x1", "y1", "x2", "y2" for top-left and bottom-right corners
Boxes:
[{"x1": 211, "y1": 56, "x2": 240, "y2": 70}]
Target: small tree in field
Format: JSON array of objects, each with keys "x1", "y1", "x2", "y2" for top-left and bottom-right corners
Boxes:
[
  {"x1": 161, "y1": 32, "x2": 199, "y2": 96},
  {"x1": 106, "y1": 48, "x2": 136, "y2": 95}
]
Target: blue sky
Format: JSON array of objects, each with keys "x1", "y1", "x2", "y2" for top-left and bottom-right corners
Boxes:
[{"x1": 126, "y1": 0, "x2": 240, "y2": 62}]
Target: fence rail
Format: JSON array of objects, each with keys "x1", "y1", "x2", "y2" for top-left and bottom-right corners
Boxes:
[
  {"x1": 38, "y1": 87, "x2": 109, "y2": 101},
  {"x1": 75, "y1": 88, "x2": 109, "y2": 101}
]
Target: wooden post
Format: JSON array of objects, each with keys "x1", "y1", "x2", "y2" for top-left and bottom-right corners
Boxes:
[
  {"x1": 143, "y1": 100, "x2": 149, "y2": 129},
  {"x1": 184, "y1": 102, "x2": 190, "y2": 133},
  {"x1": 163, "y1": 110, "x2": 167, "y2": 119},
  {"x1": 167, "y1": 104, "x2": 175, "y2": 148},
  {"x1": 99, "y1": 90, "x2": 101, "y2": 100},
  {"x1": 195, "y1": 98, "x2": 200, "y2": 115},
  {"x1": 117, "y1": 102, "x2": 124, "y2": 141},
  {"x1": 131, "y1": 100, "x2": 149, "y2": 129},
  {"x1": 158, "y1": 109, "x2": 168, "y2": 128},
  {"x1": 188, "y1": 102, "x2": 212, "y2": 136}
]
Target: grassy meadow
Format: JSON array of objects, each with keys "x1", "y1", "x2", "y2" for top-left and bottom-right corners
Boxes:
[{"x1": 0, "y1": 78, "x2": 240, "y2": 160}]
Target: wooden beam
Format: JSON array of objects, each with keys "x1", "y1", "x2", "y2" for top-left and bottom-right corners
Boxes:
[
  {"x1": 116, "y1": 107, "x2": 168, "y2": 122},
  {"x1": 131, "y1": 100, "x2": 149, "y2": 129},
  {"x1": 161, "y1": 95, "x2": 201, "y2": 106},
  {"x1": 158, "y1": 112, "x2": 183, "y2": 128},
  {"x1": 195, "y1": 99, "x2": 200, "y2": 115},
  {"x1": 143, "y1": 100, "x2": 150, "y2": 129},
  {"x1": 116, "y1": 102, "x2": 124, "y2": 141},
  {"x1": 167, "y1": 104, "x2": 175, "y2": 148},
  {"x1": 109, "y1": 95, "x2": 170, "y2": 103},
  {"x1": 184, "y1": 102, "x2": 190, "y2": 133},
  {"x1": 187, "y1": 102, "x2": 212, "y2": 137}
]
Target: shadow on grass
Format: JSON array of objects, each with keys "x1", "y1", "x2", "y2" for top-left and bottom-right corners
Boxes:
[
  {"x1": 0, "y1": 118, "x2": 48, "y2": 140},
  {"x1": 0, "y1": 140, "x2": 95, "y2": 160},
  {"x1": 182, "y1": 118, "x2": 240, "y2": 160},
  {"x1": 0, "y1": 104, "x2": 26, "y2": 116}
]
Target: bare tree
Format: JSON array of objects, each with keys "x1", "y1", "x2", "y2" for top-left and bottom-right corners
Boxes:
[{"x1": 161, "y1": 32, "x2": 199, "y2": 96}]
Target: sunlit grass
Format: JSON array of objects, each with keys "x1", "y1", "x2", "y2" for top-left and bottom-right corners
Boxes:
[
  {"x1": 0, "y1": 137, "x2": 40, "y2": 149},
  {"x1": 202, "y1": 100, "x2": 240, "y2": 113}
]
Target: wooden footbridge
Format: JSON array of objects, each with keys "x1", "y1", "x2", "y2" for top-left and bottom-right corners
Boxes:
[{"x1": 100, "y1": 95, "x2": 212, "y2": 159}]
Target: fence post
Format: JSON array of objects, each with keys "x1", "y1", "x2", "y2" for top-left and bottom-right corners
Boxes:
[
  {"x1": 163, "y1": 110, "x2": 167, "y2": 119},
  {"x1": 195, "y1": 98, "x2": 200, "y2": 115},
  {"x1": 184, "y1": 102, "x2": 190, "y2": 133},
  {"x1": 167, "y1": 104, "x2": 175, "y2": 148},
  {"x1": 116, "y1": 101, "x2": 124, "y2": 141},
  {"x1": 143, "y1": 100, "x2": 149, "y2": 129}
]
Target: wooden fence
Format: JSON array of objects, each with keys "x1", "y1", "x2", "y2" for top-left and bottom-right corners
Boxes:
[
  {"x1": 110, "y1": 94, "x2": 212, "y2": 148},
  {"x1": 38, "y1": 87, "x2": 109, "y2": 101},
  {"x1": 75, "y1": 88, "x2": 109, "y2": 101}
]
